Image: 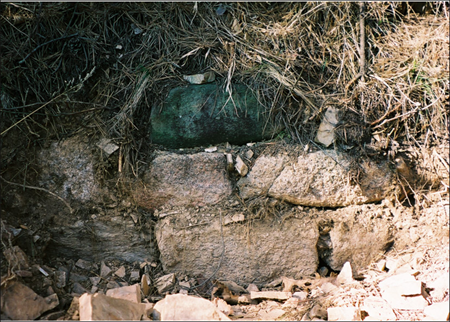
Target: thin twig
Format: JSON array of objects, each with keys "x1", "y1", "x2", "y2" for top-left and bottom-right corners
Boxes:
[
  {"x1": 0, "y1": 176, "x2": 73, "y2": 214},
  {"x1": 19, "y1": 33, "x2": 79, "y2": 64}
]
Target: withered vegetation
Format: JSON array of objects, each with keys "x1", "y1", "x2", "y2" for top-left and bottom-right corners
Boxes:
[{"x1": 1, "y1": 2, "x2": 448, "y2": 177}]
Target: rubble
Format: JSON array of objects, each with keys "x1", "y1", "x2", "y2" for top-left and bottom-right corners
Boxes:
[{"x1": 152, "y1": 294, "x2": 230, "y2": 321}]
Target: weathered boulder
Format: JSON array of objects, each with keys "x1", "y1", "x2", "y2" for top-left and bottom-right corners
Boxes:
[
  {"x1": 47, "y1": 213, "x2": 156, "y2": 263},
  {"x1": 1, "y1": 280, "x2": 59, "y2": 320},
  {"x1": 151, "y1": 84, "x2": 275, "y2": 148},
  {"x1": 152, "y1": 294, "x2": 230, "y2": 320},
  {"x1": 238, "y1": 149, "x2": 398, "y2": 207},
  {"x1": 155, "y1": 205, "x2": 319, "y2": 284},
  {"x1": 38, "y1": 135, "x2": 105, "y2": 203},
  {"x1": 317, "y1": 205, "x2": 394, "y2": 274},
  {"x1": 133, "y1": 151, "x2": 232, "y2": 209}
]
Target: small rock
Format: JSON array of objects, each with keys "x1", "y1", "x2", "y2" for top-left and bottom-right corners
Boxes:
[
  {"x1": 428, "y1": 273, "x2": 450, "y2": 301},
  {"x1": 214, "y1": 298, "x2": 233, "y2": 316},
  {"x1": 0, "y1": 280, "x2": 59, "y2": 320},
  {"x1": 336, "y1": 261, "x2": 354, "y2": 285},
  {"x1": 79, "y1": 293, "x2": 151, "y2": 321},
  {"x1": 106, "y1": 284, "x2": 141, "y2": 303},
  {"x1": 320, "y1": 282, "x2": 338, "y2": 294},
  {"x1": 75, "y1": 259, "x2": 93, "y2": 271},
  {"x1": 91, "y1": 285, "x2": 98, "y2": 293},
  {"x1": 69, "y1": 273, "x2": 88, "y2": 283},
  {"x1": 100, "y1": 261, "x2": 112, "y2": 277},
  {"x1": 107, "y1": 280, "x2": 121, "y2": 289},
  {"x1": 247, "y1": 283, "x2": 259, "y2": 292},
  {"x1": 327, "y1": 307, "x2": 361, "y2": 321},
  {"x1": 309, "y1": 303, "x2": 327, "y2": 320},
  {"x1": 259, "y1": 308, "x2": 286, "y2": 320},
  {"x1": 282, "y1": 297, "x2": 300, "y2": 308},
  {"x1": 250, "y1": 291, "x2": 292, "y2": 301},
  {"x1": 3, "y1": 246, "x2": 29, "y2": 270},
  {"x1": 130, "y1": 269, "x2": 140, "y2": 282},
  {"x1": 155, "y1": 273, "x2": 176, "y2": 294},
  {"x1": 293, "y1": 291, "x2": 308, "y2": 300},
  {"x1": 424, "y1": 301, "x2": 450, "y2": 321},
  {"x1": 142, "y1": 274, "x2": 150, "y2": 296},
  {"x1": 183, "y1": 71, "x2": 215, "y2": 85},
  {"x1": 315, "y1": 106, "x2": 339, "y2": 147},
  {"x1": 152, "y1": 294, "x2": 230, "y2": 320},
  {"x1": 114, "y1": 266, "x2": 126, "y2": 278},
  {"x1": 54, "y1": 270, "x2": 67, "y2": 288},
  {"x1": 235, "y1": 155, "x2": 248, "y2": 176},
  {"x1": 237, "y1": 294, "x2": 252, "y2": 304},
  {"x1": 245, "y1": 150, "x2": 254, "y2": 159},
  {"x1": 362, "y1": 296, "x2": 396, "y2": 321},
  {"x1": 205, "y1": 146, "x2": 218, "y2": 152},
  {"x1": 89, "y1": 276, "x2": 101, "y2": 286},
  {"x1": 179, "y1": 281, "x2": 190, "y2": 295},
  {"x1": 378, "y1": 273, "x2": 428, "y2": 309},
  {"x1": 376, "y1": 259, "x2": 387, "y2": 271},
  {"x1": 96, "y1": 138, "x2": 119, "y2": 157},
  {"x1": 318, "y1": 266, "x2": 329, "y2": 277},
  {"x1": 47, "y1": 286, "x2": 55, "y2": 295},
  {"x1": 72, "y1": 282, "x2": 88, "y2": 295}
]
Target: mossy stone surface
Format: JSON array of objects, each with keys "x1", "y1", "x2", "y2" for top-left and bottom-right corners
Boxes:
[{"x1": 151, "y1": 84, "x2": 273, "y2": 148}]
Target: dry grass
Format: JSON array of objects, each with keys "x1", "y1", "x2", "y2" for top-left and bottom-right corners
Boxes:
[{"x1": 1, "y1": 2, "x2": 448, "y2": 179}]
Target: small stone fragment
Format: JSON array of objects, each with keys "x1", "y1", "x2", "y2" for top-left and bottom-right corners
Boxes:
[
  {"x1": 327, "y1": 307, "x2": 361, "y2": 321},
  {"x1": 79, "y1": 293, "x2": 151, "y2": 321},
  {"x1": 428, "y1": 273, "x2": 450, "y2": 301},
  {"x1": 205, "y1": 146, "x2": 218, "y2": 152},
  {"x1": 309, "y1": 303, "x2": 328, "y2": 320},
  {"x1": 55, "y1": 270, "x2": 67, "y2": 288},
  {"x1": 362, "y1": 296, "x2": 396, "y2": 321},
  {"x1": 336, "y1": 261, "x2": 354, "y2": 285},
  {"x1": 106, "y1": 280, "x2": 121, "y2": 289},
  {"x1": 214, "y1": 298, "x2": 233, "y2": 316},
  {"x1": 155, "y1": 273, "x2": 176, "y2": 294},
  {"x1": 3, "y1": 246, "x2": 29, "y2": 270},
  {"x1": 250, "y1": 291, "x2": 292, "y2": 301},
  {"x1": 100, "y1": 261, "x2": 112, "y2": 277},
  {"x1": 235, "y1": 155, "x2": 248, "y2": 176},
  {"x1": 245, "y1": 150, "x2": 254, "y2": 159},
  {"x1": 259, "y1": 308, "x2": 286, "y2": 320},
  {"x1": 75, "y1": 259, "x2": 93, "y2": 271},
  {"x1": 114, "y1": 266, "x2": 126, "y2": 278},
  {"x1": 376, "y1": 259, "x2": 387, "y2": 271},
  {"x1": 293, "y1": 291, "x2": 308, "y2": 300},
  {"x1": 320, "y1": 282, "x2": 338, "y2": 294},
  {"x1": 96, "y1": 138, "x2": 119, "y2": 157},
  {"x1": 378, "y1": 273, "x2": 428, "y2": 309},
  {"x1": 282, "y1": 297, "x2": 300, "y2": 308},
  {"x1": 183, "y1": 71, "x2": 215, "y2": 85},
  {"x1": 89, "y1": 276, "x2": 101, "y2": 286},
  {"x1": 424, "y1": 301, "x2": 450, "y2": 321},
  {"x1": 106, "y1": 284, "x2": 141, "y2": 303},
  {"x1": 247, "y1": 283, "x2": 259, "y2": 292},
  {"x1": 315, "y1": 106, "x2": 339, "y2": 147},
  {"x1": 0, "y1": 280, "x2": 59, "y2": 320},
  {"x1": 141, "y1": 274, "x2": 150, "y2": 296},
  {"x1": 72, "y1": 282, "x2": 88, "y2": 295},
  {"x1": 179, "y1": 281, "x2": 190, "y2": 295},
  {"x1": 130, "y1": 269, "x2": 140, "y2": 282},
  {"x1": 152, "y1": 294, "x2": 230, "y2": 321},
  {"x1": 318, "y1": 266, "x2": 329, "y2": 277},
  {"x1": 69, "y1": 273, "x2": 88, "y2": 283}
]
